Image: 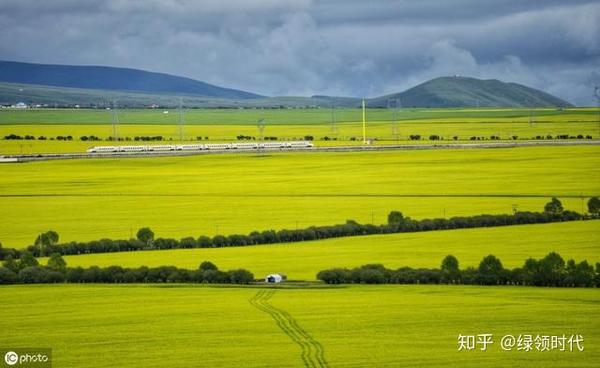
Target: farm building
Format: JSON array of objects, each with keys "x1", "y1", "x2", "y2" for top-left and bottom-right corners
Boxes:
[{"x1": 265, "y1": 274, "x2": 283, "y2": 283}]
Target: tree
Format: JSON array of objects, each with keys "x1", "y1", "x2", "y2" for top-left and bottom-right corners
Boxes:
[
  {"x1": 477, "y1": 255, "x2": 504, "y2": 285},
  {"x1": 18, "y1": 266, "x2": 50, "y2": 283},
  {"x1": 227, "y1": 269, "x2": 254, "y2": 284},
  {"x1": 544, "y1": 197, "x2": 564, "y2": 215},
  {"x1": 317, "y1": 268, "x2": 351, "y2": 284},
  {"x1": 47, "y1": 253, "x2": 67, "y2": 271},
  {"x1": 2, "y1": 255, "x2": 19, "y2": 273},
  {"x1": 538, "y1": 252, "x2": 565, "y2": 286},
  {"x1": 0, "y1": 267, "x2": 17, "y2": 284},
  {"x1": 34, "y1": 230, "x2": 59, "y2": 256},
  {"x1": 199, "y1": 261, "x2": 218, "y2": 271},
  {"x1": 587, "y1": 197, "x2": 600, "y2": 217},
  {"x1": 521, "y1": 258, "x2": 541, "y2": 286},
  {"x1": 136, "y1": 227, "x2": 155, "y2": 246},
  {"x1": 387, "y1": 211, "x2": 404, "y2": 226},
  {"x1": 18, "y1": 251, "x2": 39, "y2": 270},
  {"x1": 441, "y1": 255, "x2": 460, "y2": 283}
]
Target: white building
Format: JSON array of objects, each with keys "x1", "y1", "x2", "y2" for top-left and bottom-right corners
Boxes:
[{"x1": 265, "y1": 274, "x2": 283, "y2": 283}]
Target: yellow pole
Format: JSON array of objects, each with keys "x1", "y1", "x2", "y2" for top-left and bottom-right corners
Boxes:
[{"x1": 362, "y1": 99, "x2": 366, "y2": 144}]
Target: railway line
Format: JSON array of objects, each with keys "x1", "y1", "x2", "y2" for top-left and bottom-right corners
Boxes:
[{"x1": 1, "y1": 140, "x2": 599, "y2": 163}]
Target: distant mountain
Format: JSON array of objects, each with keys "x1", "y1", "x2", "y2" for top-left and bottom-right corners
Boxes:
[
  {"x1": 0, "y1": 60, "x2": 262, "y2": 99},
  {"x1": 369, "y1": 76, "x2": 573, "y2": 108},
  {"x1": 0, "y1": 81, "x2": 363, "y2": 108},
  {"x1": 0, "y1": 61, "x2": 574, "y2": 108}
]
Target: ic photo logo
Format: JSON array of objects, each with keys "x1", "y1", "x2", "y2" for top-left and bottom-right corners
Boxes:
[
  {"x1": 2, "y1": 349, "x2": 51, "y2": 367},
  {"x1": 4, "y1": 352, "x2": 18, "y2": 366}
]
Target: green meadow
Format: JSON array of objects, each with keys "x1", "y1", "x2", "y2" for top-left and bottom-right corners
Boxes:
[
  {"x1": 0, "y1": 107, "x2": 598, "y2": 154},
  {"x1": 1, "y1": 146, "x2": 598, "y2": 247},
  {"x1": 50, "y1": 221, "x2": 600, "y2": 281},
  {"x1": 1, "y1": 108, "x2": 599, "y2": 368},
  {"x1": 2, "y1": 107, "x2": 598, "y2": 125},
  {"x1": 1, "y1": 284, "x2": 598, "y2": 367}
]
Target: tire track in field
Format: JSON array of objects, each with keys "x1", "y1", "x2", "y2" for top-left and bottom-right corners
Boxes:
[{"x1": 250, "y1": 289, "x2": 329, "y2": 368}]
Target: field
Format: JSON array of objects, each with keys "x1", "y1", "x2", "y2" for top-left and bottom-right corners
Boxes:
[
  {"x1": 48, "y1": 221, "x2": 600, "y2": 281},
  {"x1": 0, "y1": 107, "x2": 598, "y2": 154},
  {"x1": 1, "y1": 146, "x2": 598, "y2": 247},
  {"x1": 1, "y1": 284, "x2": 598, "y2": 367},
  {"x1": 2, "y1": 107, "x2": 600, "y2": 368}
]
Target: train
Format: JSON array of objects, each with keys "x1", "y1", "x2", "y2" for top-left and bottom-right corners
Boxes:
[{"x1": 86, "y1": 141, "x2": 314, "y2": 153}]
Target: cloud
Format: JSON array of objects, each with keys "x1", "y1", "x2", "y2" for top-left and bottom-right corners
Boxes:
[{"x1": 0, "y1": 0, "x2": 598, "y2": 104}]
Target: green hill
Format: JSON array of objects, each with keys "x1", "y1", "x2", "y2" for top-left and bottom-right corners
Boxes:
[
  {"x1": 0, "y1": 60, "x2": 262, "y2": 99},
  {"x1": 369, "y1": 76, "x2": 573, "y2": 108}
]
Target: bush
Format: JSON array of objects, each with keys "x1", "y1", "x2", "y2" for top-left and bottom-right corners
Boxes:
[
  {"x1": 317, "y1": 252, "x2": 598, "y2": 288},
  {"x1": 0, "y1": 267, "x2": 17, "y2": 284},
  {"x1": 18, "y1": 266, "x2": 50, "y2": 283},
  {"x1": 317, "y1": 268, "x2": 351, "y2": 284},
  {"x1": 199, "y1": 261, "x2": 218, "y2": 271},
  {"x1": 227, "y1": 269, "x2": 255, "y2": 284}
]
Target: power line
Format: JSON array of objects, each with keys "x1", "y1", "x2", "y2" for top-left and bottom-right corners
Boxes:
[
  {"x1": 178, "y1": 97, "x2": 185, "y2": 142},
  {"x1": 110, "y1": 100, "x2": 119, "y2": 141}
]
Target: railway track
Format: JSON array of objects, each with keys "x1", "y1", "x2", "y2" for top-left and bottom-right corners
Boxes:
[{"x1": 2, "y1": 140, "x2": 599, "y2": 162}]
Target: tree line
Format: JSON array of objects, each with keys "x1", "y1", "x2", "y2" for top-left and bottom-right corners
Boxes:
[
  {"x1": 317, "y1": 252, "x2": 600, "y2": 287},
  {"x1": 0, "y1": 197, "x2": 598, "y2": 260},
  {"x1": 0, "y1": 254, "x2": 254, "y2": 285}
]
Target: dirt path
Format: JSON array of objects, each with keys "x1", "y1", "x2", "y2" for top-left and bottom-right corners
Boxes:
[{"x1": 250, "y1": 289, "x2": 329, "y2": 368}]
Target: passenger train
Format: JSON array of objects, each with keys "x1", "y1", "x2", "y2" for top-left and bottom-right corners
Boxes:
[{"x1": 86, "y1": 141, "x2": 313, "y2": 153}]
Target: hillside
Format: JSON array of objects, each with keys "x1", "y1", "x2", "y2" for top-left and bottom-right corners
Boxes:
[
  {"x1": 0, "y1": 61, "x2": 574, "y2": 108},
  {"x1": 0, "y1": 82, "x2": 362, "y2": 108},
  {"x1": 0, "y1": 60, "x2": 262, "y2": 99},
  {"x1": 369, "y1": 76, "x2": 573, "y2": 108}
]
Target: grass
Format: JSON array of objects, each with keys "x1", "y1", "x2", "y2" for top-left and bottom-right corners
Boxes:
[
  {"x1": 2, "y1": 107, "x2": 598, "y2": 125},
  {"x1": 2, "y1": 108, "x2": 599, "y2": 368},
  {"x1": 1, "y1": 146, "x2": 598, "y2": 247},
  {"x1": 0, "y1": 284, "x2": 598, "y2": 367},
  {"x1": 48, "y1": 221, "x2": 600, "y2": 281},
  {"x1": 0, "y1": 107, "x2": 598, "y2": 154}
]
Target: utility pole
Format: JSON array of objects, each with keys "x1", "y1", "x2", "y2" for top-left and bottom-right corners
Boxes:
[
  {"x1": 391, "y1": 98, "x2": 400, "y2": 141},
  {"x1": 178, "y1": 97, "x2": 185, "y2": 142},
  {"x1": 362, "y1": 99, "x2": 366, "y2": 144},
  {"x1": 330, "y1": 103, "x2": 337, "y2": 136},
  {"x1": 110, "y1": 100, "x2": 119, "y2": 141},
  {"x1": 257, "y1": 118, "x2": 265, "y2": 141},
  {"x1": 594, "y1": 86, "x2": 600, "y2": 138}
]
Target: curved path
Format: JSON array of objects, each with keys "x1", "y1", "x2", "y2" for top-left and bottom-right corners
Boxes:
[{"x1": 250, "y1": 289, "x2": 329, "y2": 368}]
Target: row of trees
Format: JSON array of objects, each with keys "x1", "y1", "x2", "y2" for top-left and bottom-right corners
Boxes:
[
  {"x1": 403, "y1": 135, "x2": 594, "y2": 141},
  {"x1": 0, "y1": 255, "x2": 254, "y2": 285},
  {"x1": 1, "y1": 198, "x2": 598, "y2": 260},
  {"x1": 4, "y1": 134, "x2": 74, "y2": 140},
  {"x1": 317, "y1": 252, "x2": 600, "y2": 287}
]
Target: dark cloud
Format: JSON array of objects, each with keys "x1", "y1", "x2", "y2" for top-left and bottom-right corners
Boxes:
[{"x1": 0, "y1": 0, "x2": 598, "y2": 104}]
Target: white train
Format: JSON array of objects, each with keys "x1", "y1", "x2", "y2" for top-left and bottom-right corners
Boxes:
[{"x1": 86, "y1": 141, "x2": 313, "y2": 153}]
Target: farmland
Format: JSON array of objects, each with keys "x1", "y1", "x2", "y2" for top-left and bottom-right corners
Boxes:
[
  {"x1": 49, "y1": 221, "x2": 600, "y2": 281},
  {"x1": 0, "y1": 146, "x2": 598, "y2": 247},
  {"x1": 2, "y1": 107, "x2": 599, "y2": 368},
  {"x1": 0, "y1": 108, "x2": 598, "y2": 154},
  {"x1": 1, "y1": 284, "x2": 598, "y2": 367}
]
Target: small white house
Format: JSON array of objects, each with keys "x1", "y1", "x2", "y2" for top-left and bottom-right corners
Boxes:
[{"x1": 265, "y1": 274, "x2": 283, "y2": 283}]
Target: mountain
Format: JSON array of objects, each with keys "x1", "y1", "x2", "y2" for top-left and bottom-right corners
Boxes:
[
  {"x1": 0, "y1": 60, "x2": 262, "y2": 99},
  {"x1": 0, "y1": 61, "x2": 574, "y2": 108},
  {"x1": 369, "y1": 76, "x2": 573, "y2": 108},
  {"x1": 0, "y1": 81, "x2": 363, "y2": 108}
]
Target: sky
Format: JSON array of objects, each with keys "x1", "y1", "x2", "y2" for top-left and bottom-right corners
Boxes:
[{"x1": 0, "y1": 0, "x2": 599, "y2": 105}]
